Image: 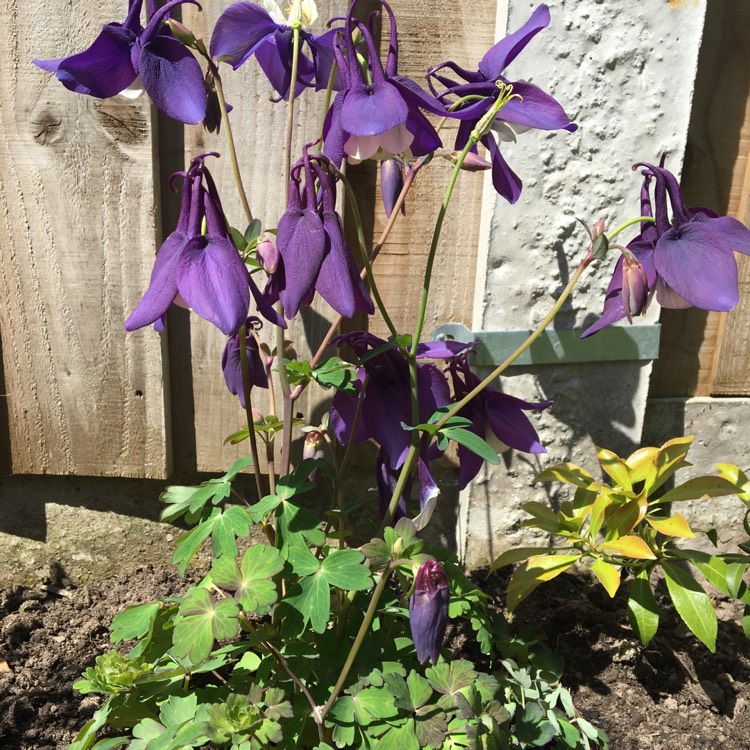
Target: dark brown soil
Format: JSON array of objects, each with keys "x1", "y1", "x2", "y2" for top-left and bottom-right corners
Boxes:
[{"x1": 1, "y1": 565, "x2": 749, "y2": 749}]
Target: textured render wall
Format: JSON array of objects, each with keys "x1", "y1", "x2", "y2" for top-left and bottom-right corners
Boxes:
[{"x1": 459, "y1": 0, "x2": 708, "y2": 566}]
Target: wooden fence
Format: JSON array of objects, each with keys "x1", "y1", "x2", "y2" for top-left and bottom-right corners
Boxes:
[{"x1": 1, "y1": 1, "x2": 749, "y2": 480}]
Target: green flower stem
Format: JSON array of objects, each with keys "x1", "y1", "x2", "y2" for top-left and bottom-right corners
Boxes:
[
  {"x1": 433, "y1": 255, "x2": 592, "y2": 434},
  {"x1": 607, "y1": 216, "x2": 655, "y2": 241},
  {"x1": 319, "y1": 566, "x2": 394, "y2": 723},
  {"x1": 278, "y1": 24, "x2": 302, "y2": 477},
  {"x1": 213, "y1": 69, "x2": 254, "y2": 226},
  {"x1": 239, "y1": 324, "x2": 265, "y2": 500},
  {"x1": 333, "y1": 165, "x2": 400, "y2": 339},
  {"x1": 240, "y1": 615, "x2": 326, "y2": 743},
  {"x1": 288, "y1": 159, "x2": 425, "y2": 402}
]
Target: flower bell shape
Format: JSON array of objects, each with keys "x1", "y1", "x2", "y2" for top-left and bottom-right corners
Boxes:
[
  {"x1": 210, "y1": 0, "x2": 337, "y2": 100},
  {"x1": 222, "y1": 319, "x2": 269, "y2": 408},
  {"x1": 322, "y1": 0, "x2": 446, "y2": 166},
  {"x1": 583, "y1": 160, "x2": 750, "y2": 337},
  {"x1": 269, "y1": 147, "x2": 374, "y2": 319},
  {"x1": 427, "y1": 4, "x2": 576, "y2": 203},
  {"x1": 449, "y1": 354, "x2": 551, "y2": 490},
  {"x1": 125, "y1": 153, "x2": 284, "y2": 336},
  {"x1": 34, "y1": 0, "x2": 208, "y2": 124},
  {"x1": 409, "y1": 560, "x2": 449, "y2": 665}
]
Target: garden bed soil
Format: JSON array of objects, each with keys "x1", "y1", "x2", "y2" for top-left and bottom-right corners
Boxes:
[{"x1": 1, "y1": 564, "x2": 749, "y2": 749}]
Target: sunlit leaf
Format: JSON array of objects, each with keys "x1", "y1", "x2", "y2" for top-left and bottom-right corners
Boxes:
[
  {"x1": 506, "y1": 555, "x2": 581, "y2": 612},
  {"x1": 442, "y1": 426, "x2": 501, "y2": 465},
  {"x1": 625, "y1": 446, "x2": 659, "y2": 485},
  {"x1": 600, "y1": 535, "x2": 656, "y2": 560},
  {"x1": 627, "y1": 568, "x2": 658, "y2": 646},
  {"x1": 212, "y1": 544, "x2": 284, "y2": 615},
  {"x1": 604, "y1": 497, "x2": 642, "y2": 539},
  {"x1": 653, "y1": 476, "x2": 739, "y2": 505},
  {"x1": 172, "y1": 588, "x2": 240, "y2": 664},
  {"x1": 662, "y1": 561, "x2": 717, "y2": 652},
  {"x1": 651, "y1": 436, "x2": 694, "y2": 494},
  {"x1": 645, "y1": 512, "x2": 695, "y2": 538},
  {"x1": 596, "y1": 446, "x2": 632, "y2": 490},
  {"x1": 716, "y1": 462, "x2": 750, "y2": 504},
  {"x1": 488, "y1": 547, "x2": 543, "y2": 573},
  {"x1": 534, "y1": 462, "x2": 594, "y2": 489},
  {"x1": 591, "y1": 559, "x2": 621, "y2": 597}
]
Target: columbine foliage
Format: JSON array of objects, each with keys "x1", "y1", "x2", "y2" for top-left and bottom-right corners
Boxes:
[{"x1": 35, "y1": 0, "x2": 750, "y2": 748}]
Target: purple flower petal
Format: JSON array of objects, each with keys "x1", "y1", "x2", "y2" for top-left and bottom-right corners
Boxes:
[
  {"x1": 323, "y1": 93, "x2": 347, "y2": 166},
  {"x1": 654, "y1": 223, "x2": 739, "y2": 312},
  {"x1": 330, "y1": 378, "x2": 369, "y2": 445},
  {"x1": 691, "y1": 213, "x2": 750, "y2": 256},
  {"x1": 276, "y1": 208, "x2": 327, "y2": 318},
  {"x1": 176, "y1": 235, "x2": 250, "y2": 335},
  {"x1": 316, "y1": 212, "x2": 374, "y2": 318},
  {"x1": 124, "y1": 231, "x2": 185, "y2": 331},
  {"x1": 415, "y1": 340, "x2": 473, "y2": 360},
  {"x1": 138, "y1": 35, "x2": 207, "y2": 124},
  {"x1": 390, "y1": 75, "x2": 453, "y2": 117},
  {"x1": 499, "y1": 81, "x2": 576, "y2": 131},
  {"x1": 35, "y1": 25, "x2": 137, "y2": 98},
  {"x1": 340, "y1": 82, "x2": 409, "y2": 137},
  {"x1": 405, "y1": 107, "x2": 443, "y2": 157},
  {"x1": 485, "y1": 135, "x2": 523, "y2": 204},
  {"x1": 209, "y1": 1, "x2": 279, "y2": 68},
  {"x1": 581, "y1": 288, "x2": 627, "y2": 339},
  {"x1": 485, "y1": 391, "x2": 550, "y2": 454},
  {"x1": 479, "y1": 4, "x2": 550, "y2": 80}
]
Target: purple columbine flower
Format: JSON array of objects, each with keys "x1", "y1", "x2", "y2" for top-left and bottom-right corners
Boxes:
[
  {"x1": 330, "y1": 333, "x2": 469, "y2": 522},
  {"x1": 266, "y1": 146, "x2": 374, "y2": 319},
  {"x1": 322, "y1": 0, "x2": 446, "y2": 165},
  {"x1": 583, "y1": 160, "x2": 750, "y2": 337},
  {"x1": 409, "y1": 559, "x2": 449, "y2": 665},
  {"x1": 449, "y1": 354, "x2": 551, "y2": 490},
  {"x1": 125, "y1": 153, "x2": 284, "y2": 336},
  {"x1": 427, "y1": 4, "x2": 576, "y2": 203},
  {"x1": 222, "y1": 318, "x2": 269, "y2": 408},
  {"x1": 34, "y1": 0, "x2": 207, "y2": 124},
  {"x1": 210, "y1": 0, "x2": 337, "y2": 101}
]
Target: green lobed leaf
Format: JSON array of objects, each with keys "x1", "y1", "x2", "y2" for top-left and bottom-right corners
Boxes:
[
  {"x1": 321, "y1": 549, "x2": 372, "y2": 590},
  {"x1": 110, "y1": 602, "x2": 160, "y2": 644},
  {"x1": 172, "y1": 588, "x2": 241, "y2": 664},
  {"x1": 276, "y1": 498, "x2": 326, "y2": 554},
  {"x1": 514, "y1": 701, "x2": 557, "y2": 747},
  {"x1": 627, "y1": 568, "x2": 659, "y2": 646},
  {"x1": 425, "y1": 659, "x2": 476, "y2": 697},
  {"x1": 212, "y1": 544, "x2": 284, "y2": 615},
  {"x1": 210, "y1": 506, "x2": 251, "y2": 558},
  {"x1": 662, "y1": 561, "x2": 717, "y2": 651}
]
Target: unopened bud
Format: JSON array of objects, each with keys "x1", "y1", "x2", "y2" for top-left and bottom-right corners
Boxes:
[
  {"x1": 380, "y1": 159, "x2": 404, "y2": 218},
  {"x1": 622, "y1": 254, "x2": 649, "y2": 322},
  {"x1": 303, "y1": 430, "x2": 325, "y2": 462},
  {"x1": 409, "y1": 560, "x2": 449, "y2": 665},
  {"x1": 452, "y1": 151, "x2": 491, "y2": 172},
  {"x1": 256, "y1": 233, "x2": 279, "y2": 274},
  {"x1": 166, "y1": 19, "x2": 197, "y2": 47}
]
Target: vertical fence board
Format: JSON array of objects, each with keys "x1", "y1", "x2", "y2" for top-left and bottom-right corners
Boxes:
[
  {"x1": 0, "y1": 1, "x2": 169, "y2": 477},
  {"x1": 183, "y1": 1, "x2": 340, "y2": 474},
  {"x1": 368, "y1": 0, "x2": 496, "y2": 340}
]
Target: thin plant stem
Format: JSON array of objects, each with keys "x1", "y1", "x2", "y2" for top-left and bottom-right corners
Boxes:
[
  {"x1": 213, "y1": 70, "x2": 253, "y2": 226},
  {"x1": 433, "y1": 256, "x2": 593, "y2": 433},
  {"x1": 254, "y1": 329, "x2": 278, "y2": 494},
  {"x1": 608, "y1": 216, "x2": 655, "y2": 240},
  {"x1": 332, "y1": 165, "x2": 399, "y2": 339},
  {"x1": 241, "y1": 616, "x2": 326, "y2": 743},
  {"x1": 277, "y1": 24, "x2": 303, "y2": 478},
  {"x1": 319, "y1": 567, "x2": 393, "y2": 723},
  {"x1": 239, "y1": 324, "x2": 265, "y2": 500}
]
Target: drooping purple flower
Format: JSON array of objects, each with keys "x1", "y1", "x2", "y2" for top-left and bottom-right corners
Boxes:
[
  {"x1": 266, "y1": 146, "x2": 373, "y2": 319},
  {"x1": 409, "y1": 559, "x2": 449, "y2": 665},
  {"x1": 125, "y1": 153, "x2": 284, "y2": 336},
  {"x1": 583, "y1": 160, "x2": 750, "y2": 337},
  {"x1": 34, "y1": 0, "x2": 208, "y2": 124},
  {"x1": 427, "y1": 4, "x2": 576, "y2": 203},
  {"x1": 210, "y1": 1, "x2": 337, "y2": 100},
  {"x1": 322, "y1": 0, "x2": 446, "y2": 166},
  {"x1": 222, "y1": 318, "x2": 269, "y2": 408},
  {"x1": 329, "y1": 333, "x2": 469, "y2": 522},
  {"x1": 448, "y1": 354, "x2": 551, "y2": 490}
]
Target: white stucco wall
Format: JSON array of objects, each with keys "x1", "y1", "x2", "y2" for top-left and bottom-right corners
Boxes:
[{"x1": 460, "y1": 0, "x2": 708, "y2": 565}]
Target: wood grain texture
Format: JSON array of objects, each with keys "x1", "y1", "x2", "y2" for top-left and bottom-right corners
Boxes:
[
  {"x1": 650, "y1": 1, "x2": 750, "y2": 397},
  {"x1": 0, "y1": 1, "x2": 169, "y2": 477},
  {"x1": 183, "y1": 1, "x2": 341, "y2": 473},
  {"x1": 368, "y1": 0, "x2": 496, "y2": 339}
]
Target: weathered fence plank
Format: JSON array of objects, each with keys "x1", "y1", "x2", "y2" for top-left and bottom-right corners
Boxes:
[{"x1": 0, "y1": 1, "x2": 170, "y2": 477}]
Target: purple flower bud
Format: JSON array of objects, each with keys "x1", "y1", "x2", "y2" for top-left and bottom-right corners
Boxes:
[
  {"x1": 451, "y1": 151, "x2": 491, "y2": 172},
  {"x1": 409, "y1": 559, "x2": 449, "y2": 664},
  {"x1": 621, "y1": 254, "x2": 649, "y2": 323},
  {"x1": 380, "y1": 159, "x2": 405, "y2": 218}
]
